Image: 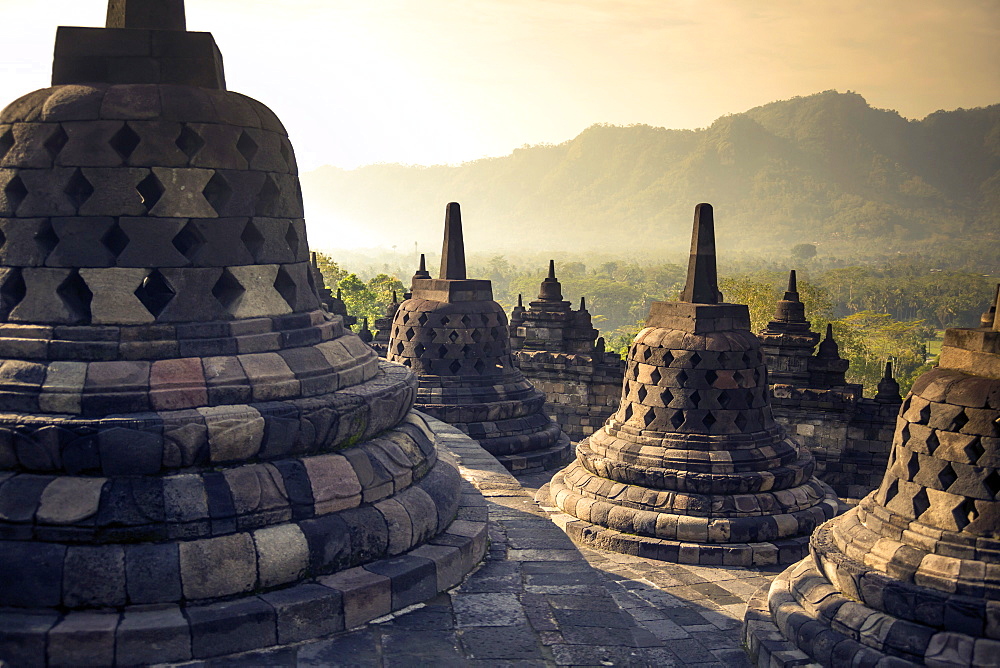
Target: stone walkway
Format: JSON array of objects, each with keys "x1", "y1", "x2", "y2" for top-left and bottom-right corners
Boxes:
[{"x1": 178, "y1": 421, "x2": 788, "y2": 667}]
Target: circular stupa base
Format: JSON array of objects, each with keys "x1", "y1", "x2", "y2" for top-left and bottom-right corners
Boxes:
[
  {"x1": 494, "y1": 433, "x2": 573, "y2": 474},
  {"x1": 538, "y1": 474, "x2": 838, "y2": 567}
]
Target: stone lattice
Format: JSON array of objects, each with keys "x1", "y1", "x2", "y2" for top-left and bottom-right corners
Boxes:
[
  {"x1": 387, "y1": 203, "x2": 572, "y2": 473},
  {"x1": 744, "y1": 292, "x2": 1000, "y2": 666},
  {"x1": 545, "y1": 204, "x2": 839, "y2": 566},
  {"x1": 0, "y1": 5, "x2": 484, "y2": 665}
]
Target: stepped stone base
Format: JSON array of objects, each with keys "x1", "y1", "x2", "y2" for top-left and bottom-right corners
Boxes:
[
  {"x1": 0, "y1": 417, "x2": 489, "y2": 666},
  {"x1": 537, "y1": 479, "x2": 838, "y2": 567},
  {"x1": 494, "y1": 433, "x2": 573, "y2": 473}
]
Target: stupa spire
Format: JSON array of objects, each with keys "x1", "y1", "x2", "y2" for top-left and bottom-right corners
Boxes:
[
  {"x1": 440, "y1": 202, "x2": 466, "y2": 280},
  {"x1": 548, "y1": 259, "x2": 556, "y2": 279},
  {"x1": 538, "y1": 259, "x2": 563, "y2": 301},
  {"x1": 580, "y1": 296, "x2": 587, "y2": 311},
  {"x1": 680, "y1": 203, "x2": 720, "y2": 304},
  {"x1": 107, "y1": 0, "x2": 187, "y2": 30},
  {"x1": 412, "y1": 253, "x2": 431, "y2": 282},
  {"x1": 785, "y1": 270, "x2": 798, "y2": 299}
]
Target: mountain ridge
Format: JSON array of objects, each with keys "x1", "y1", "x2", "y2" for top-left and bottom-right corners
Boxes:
[{"x1": 300, "y1": 91, "x2": 1000, "y2": 254}]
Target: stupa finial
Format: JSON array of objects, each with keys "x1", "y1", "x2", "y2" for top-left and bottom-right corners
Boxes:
[
  {"x1": 786, "y1": 270, "x2": 798, "y2": 298},
  {"x1": 680, "y1": 203, "x2": 720, "y2": 304},
  {"x1": 413, "y1": 253, "x2": 431, "y2": 281},
  {"x1": 517, "y1": 294, "x2": 523, "y2": 308},
  {"x1": 106, "y1": 0, "x2": 187, "y2": 31},
  {"x1": 440, "y1": 202, "x2": 466, "y2": 280},
  {"x1": 548, "y1": 259, "x2": 556, "y2": 279},
  {"x1": 580, "y1": 296, "x2": 587, "y2": 311}
]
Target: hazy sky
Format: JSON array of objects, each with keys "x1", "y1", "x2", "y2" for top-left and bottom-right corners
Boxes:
[{"x1": 1, "y1": 0, "x2": 998, "y2": 171}]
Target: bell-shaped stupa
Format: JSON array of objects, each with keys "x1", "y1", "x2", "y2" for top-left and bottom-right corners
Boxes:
[
  {"x1": 744, "y1": 288, "x2": 1000, "y2": 666},
  {"x1": 545, "y1": 204, "x2": 839, "y2": 565},
  {"x1": 0, "y1": 3, "x2": 483, "y2": 664},
  {"x1": 386, "y1": 203, "x2": 572, "y2": 472}
]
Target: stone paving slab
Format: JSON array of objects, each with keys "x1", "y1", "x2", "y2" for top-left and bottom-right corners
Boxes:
[{"x1": 174, "y1": 428, "x2": 789, "y2": 667}]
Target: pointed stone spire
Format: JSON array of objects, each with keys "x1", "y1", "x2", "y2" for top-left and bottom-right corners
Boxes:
[
  {"x1": 391, "y1": 291, "x2": 398, "y2": 304},
  {"x1": 518, "y1": 294, "x2": 523, "y2": 308},
  {"x1": 538, "y1": 259, "x2": 563, "y2": 301},
  {"x1": 440, "y1": 202, "x2": 466, "y2": 280},
  {"x1": 875, "y1": 360, "x2": 902, "y2": 403},
  {"x1": 337, "y1": 288, "x2": 343, "y2": 300},
  {"x1": 785, "y1": 270, "x2": 799, "y2": 300},
  {"x1": 358, "y1": 317, "x2": 373, "y2": 343},
  {"x1": 580, "y1": 296, "x2": 587, "y2": 311},
  {"x1": 107, "y1": 0, "x2": 187, "y2": 31},
  {"x1": 412, "y1": 253, "x2": 431, "y2": 282},
  {"x1": 982, "y1": 283, "x2": 999, "y2": 329},
  {"x1": 816, "y1": 323, "x2": 840, "y2": 358},
  {"x1": 680, "y1": 203, "x2": 720, "y2": 304}
]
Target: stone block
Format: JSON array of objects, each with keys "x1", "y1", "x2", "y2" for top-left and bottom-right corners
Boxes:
[
  {"x1": 125, "y1": 542, "x2": 181, "y2": 604},
  {"x1": 179, "y1": 533, "x2": 257, "y2": 599},
  {"x1": 36, "y1": 476, "x2": 105, "y2": 524},
  {"x1": 0, "y1": 611, "x2": 59, "y2": 666},
  {"x1": 319, "y1": 566, "x2": 391, "y2": 629},
  {"x1": 253, "y1": 524, "x2": 309, "y2": 588},
  {"x1": 187, "y1": 597, "x2": 276, "y2": 659},
  {"x1": 304, "y1": 453, "x2": 362, "y2": 514},
  {"x1": 47, "y1": 611, "x2": 118, "y2": 667},
  {"x1": 0, "y1": 539, "x2": 66, "y2": 607},
  {"x1": 198, "y1": 404, "x2": 264, "y2": 463},
  {"x1": 116, "y1": 605, "x2": 191, "y2": 665},
  {"x1": 260, "y1": 583, "x2": 344, "y2": 644},
  {"x1": 365, "y1": 554, "x2": 437, "y2": 610}
]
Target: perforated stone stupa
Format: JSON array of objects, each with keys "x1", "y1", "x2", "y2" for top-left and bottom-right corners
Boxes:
[
  {"x1": 0, "y1": 3, "x2": 483, "y2": 664},
  {"x1": 544, "y1": 204, "x2": 839, "y2": 565},
  {"x1": 386, "y1": 203, "x2": 572, "y2": 472},
  {"x1": 744, "y1": 288, "x2": 1000, "y2": 666}
]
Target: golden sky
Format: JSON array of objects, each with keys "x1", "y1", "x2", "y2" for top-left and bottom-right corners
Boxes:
[{"x1": 1, "y1": 0, "x2": 998, "y2": 171}]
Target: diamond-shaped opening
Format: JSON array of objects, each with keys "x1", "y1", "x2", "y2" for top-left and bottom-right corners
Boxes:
[
  {"x1": 483, "y1": 341, "x2": 494, "y2": 356},
  {"x1": 109, "y1": 123, "x2": 140, "y2": 161},
  {"x1": 642, "y1": 407, "x2": 656, "y2": 427},
  {"x1": 964, "y1": 438, "x2": 985, "y2": 465},
  {"x1": 239, "y1": 220, "x2": 265, "y2": 259},
  {"x1": 64, "y1": 168, "x2": 94, "y2": 210},
  {"x1": 689, "y1": 390, "x2": 701, "y2": 407},
  {"x1": 279, "y1": 140, "x2": 292, "y2": 168},
  {"x1": 403, "y1": 327, "x2": 415, "y2": 340},
  {"x1": 734, "y1": 413, "x2": 748, "y2": 432},
  {"x1": 0, "y1": 227, "x2": 6, "y2": 251},
  {"x1": 621, "y1": 404, "x2": 633, "y2": 422},
  {"x1": 911, "y1": 488, "x2": 930, "y2": 518},
  {"x1": 471, "y1": 329, "x2": 482, "y2": 343},
  {"x1": 636, "y1": 385, "x2": 648, "y2": 403},
  {"x1": 0, "y1": 127, "x2": 13, "y2": 162},
  {"x1": 660, "y1": 388, "x2": 673, "y2": 406},
  {"x1": 461, "y1": 314, "x2": 472, "y2": 327},
  {"x1": 101, "y1": 222, "x2": 129, "y2": 257},
  {"x1": 173, "y1": 221, "x2": 205, "y2": 260},
  {"x1": 883, "y1": 478, "x2": 899, "y2": 504},
  {"x1": 0, "y1": 268, "x2": 26, "y2": 319},
  {"x1": 57, "y1": 269, "x2": 93, "y2": 323},
  {"x1": 212, "y1": 269, "x2": 245, "y2": 311},
  {"x1": 285, "y1": 222, "x2": 301, "y2": 257},
  {"x1": 400, "y1": 358, "x2": 411, "y2": 367},
  {"x1": 670, "y1": 411, "x2": 685, "y2": 429},
  {"x1": 753, "y1": 368, "x2": 762, "y2": 385},
  {"x1": 640, "y1": 347, "x2": 652, "y2": 361},
  {"x1": 449, "y1": 359, "x2": 462, "y2": 374},
  {"x1": 906, "y1": 451, "x2": 921, "y2": 480},
  {"x1": 953, "y1": 498, "x2": 978, "y2": 530},
  {"x1": 718, "y1": 392, "x2": 731, "y2": 409},
  {"x1": 985, "y1": 470, "x2": 1000, "y2": 499},
  {"x1": 742, "y1": 352, "x2": 753, "y2": 366},
  {"x1": 394, "y1": 341, "x2": 404, "y2": 355},
  {"x1": 35, "y1": 221, "x2": 59, "y2": 257},
  {"x1": 175, "y1": 125, "x2": 205, "y2": 159},
  {"x1": 706, "y1": 369, "x2": 718, "y2": 386},
  {"x1": 4, "y1": 174, "x2": 28, "y2": 213},
  {"x1": 414, "y1": 343, "x2": 425, "y2": 356},
  {"x1": 704, "y1": 412, "x2": 717, "y2": 430},
  {"x1": 900, "y1": 424, "x2": 910, "y2": 443},
  {"x1": 918, "y1": 404, "x2": 931, "y2": 424},
  {"x1": 203, "y1": 171, "x2": 232, "y2": 215},
  {"x1": 663, "y1": 350, "x2": 674, "y2": 366},
  {"x1": 417, "y1": 313, "x2": 429, "y2": 326},
  {"x1": 690, "y1": 352, "x2": 702, "y2": 367},
  {"x1": 236, "y1": 131, "x2": 259, "y2": 164},
  {"x1": 437, "y1": 344, "x2": 448, "y2": 357},
  {"x1": 952, "y1": 410, "x2": 969, "y2": 432},
  {"x1": 473, "y1": 359, "x2": 486, "y2": 374},
  {"x1": 676, "y1": 370, "x2": 688, "y2": 385},
  {"x1": 449, "y1": 330, "x2": 459, "y2": 343},
  {"x1": 926, "y1": 430, "x2": 940, "y2": 454},
  {"x1": 937, "y1": 463, "x2": 958, "y2": 491},
  {"x1": 136, "y1": 171, "x2": 164, "y2": 213},
  {"x1": 649, "y1": 368, "x2": 662, "y2": 385},
  {"x1": 256, "y1": 175, "x2": 280, "y2": 214},
  {"x1": 273, "y1": 266, "x2": 297, "y2": 309},
  {"x1": 44, "y1": 125, "x2": 69, "y2": 161},
  {"x1": 134, "y1": 270, "x2": 175, "y2": 317}
]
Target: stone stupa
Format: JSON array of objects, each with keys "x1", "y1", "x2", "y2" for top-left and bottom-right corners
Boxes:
[
  {"x1": 744, "y1": 288, "x2": 1000, "y2": 666},
  {"x1": 386, "y1": 202, "x2": 572, "y2": 472},
  {"x1": 544, "y1": 203, "x2": 839, "y2": 565},
  {"x1": 0, "y1": 3, "x2": 484, "y2": 664}
]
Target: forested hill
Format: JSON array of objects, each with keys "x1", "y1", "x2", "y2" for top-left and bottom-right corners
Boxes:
[{"x1": 300, "y1": 91, "x2": 1000, "y2": 254}]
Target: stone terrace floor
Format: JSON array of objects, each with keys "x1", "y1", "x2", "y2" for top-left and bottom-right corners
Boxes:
[{"x1": 175, "y1": 422, "x2": 801, "y2": 668}]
